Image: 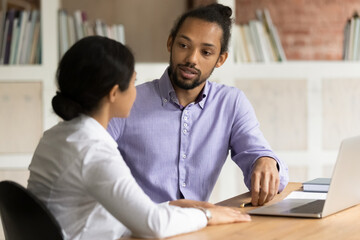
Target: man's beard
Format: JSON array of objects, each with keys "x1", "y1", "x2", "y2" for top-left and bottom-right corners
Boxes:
[{"x1": 169, "y1": 52, "x2": 216, "y2": 90}]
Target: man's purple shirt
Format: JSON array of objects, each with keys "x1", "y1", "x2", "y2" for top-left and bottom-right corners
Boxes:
[{"x1": 108, "y1": 68, "x2": 289, "y2": 203}]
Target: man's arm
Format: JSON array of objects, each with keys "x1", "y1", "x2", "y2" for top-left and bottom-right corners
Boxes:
[{"x1": 229, "y1": 90, "x2": 289, "y2": 205}]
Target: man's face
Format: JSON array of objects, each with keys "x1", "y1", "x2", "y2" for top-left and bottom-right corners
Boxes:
[{"x1": 167, "y1": 17, "x2": 228, "y2": 90}]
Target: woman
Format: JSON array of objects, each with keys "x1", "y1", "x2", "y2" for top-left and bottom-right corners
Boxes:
[{"x1": 27, "y1": 36, "x2": 250, "y2": 240}]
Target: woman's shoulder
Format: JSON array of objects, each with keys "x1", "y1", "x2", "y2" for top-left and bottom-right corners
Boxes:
[{"x1": 40, "y1": 116, "x2": 109, "y2": 154}]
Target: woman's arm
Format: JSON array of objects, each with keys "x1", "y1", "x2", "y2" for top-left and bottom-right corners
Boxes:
[{"x1": 81, "y1": 145, "x2": 250, "y2": 238}]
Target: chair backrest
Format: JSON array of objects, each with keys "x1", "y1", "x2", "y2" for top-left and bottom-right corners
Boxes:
[{"x1": 0, "y1": 180, "x2": 64, "y2": 240}]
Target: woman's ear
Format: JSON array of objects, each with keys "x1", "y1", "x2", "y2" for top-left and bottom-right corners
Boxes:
[{"x1": 108, "y1": 85, "x2": 120, "y2": 103}]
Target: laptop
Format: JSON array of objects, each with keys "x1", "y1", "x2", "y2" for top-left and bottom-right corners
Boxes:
[{"x1": 248, "y1": 135, "x2": 360, "y2": 218}]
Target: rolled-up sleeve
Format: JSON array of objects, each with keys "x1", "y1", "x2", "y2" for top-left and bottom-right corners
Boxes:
[{"x1": 229, "y1": 91, "x2": 289, "y2": 192}]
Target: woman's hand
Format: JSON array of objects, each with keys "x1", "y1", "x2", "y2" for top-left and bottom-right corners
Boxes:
[
  {"x1": 169, "y1": 199, "x2": 251, "y2": 225},
  {"x1": 207, "y1": 206, "x2": 251, "y2": 225}
]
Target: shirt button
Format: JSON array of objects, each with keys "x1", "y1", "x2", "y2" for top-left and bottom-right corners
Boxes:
[
  {"x1": 183, "y1": 129, "x2": 187, "y2": 134},
  {"x1": 184, "y1": 116, "x2": 188, "y2": 120},
  {"x1": 163, "y1": 98, "x2": 168, "y2": 102},
  {"x1": 182, "y1": 182, "x2": 186, "y2": 187},
  {"x1": 184, "y1": 110, "x2": 188, "y2": 114},
  {"x1": 184, "y1": 123, "x2": 188, "y2": 127},
  {"x1": 182, "y1": 154, "x2": 187, "y2": 159}
]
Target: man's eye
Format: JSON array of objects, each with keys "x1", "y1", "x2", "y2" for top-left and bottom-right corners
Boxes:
[
  {"x1": 179, "y1": 43, "x2": 187, "y2": 48},
  {"x1": 203, "y1": 50, "x2": 212, "y2": 56}
]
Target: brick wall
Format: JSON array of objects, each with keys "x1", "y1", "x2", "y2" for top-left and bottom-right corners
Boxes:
[{"x1": 236, "y1": 0, "x2": 360, "y2": 60}]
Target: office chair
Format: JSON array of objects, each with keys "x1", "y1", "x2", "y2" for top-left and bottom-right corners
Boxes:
[{"x1": 0, "y1": 180, "x2": 64, "y2": 240}]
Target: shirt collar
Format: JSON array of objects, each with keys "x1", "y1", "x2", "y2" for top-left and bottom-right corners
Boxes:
[
  {"x1": 78, "y1": 114, "x2": 118, "y2": 149},
  {"x1": 197, "y1": 82, "x2": 208, "y2": 109},
  {"x1": 159, "y1": 68, "x2": 176, "y2": 106},
  {"x1": 159, "y1": 67, "x2": 209, "y2": 109}
]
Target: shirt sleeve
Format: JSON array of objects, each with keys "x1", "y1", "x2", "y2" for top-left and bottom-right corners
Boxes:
[
  {"x1": 229, "y1": 90, "x2": 289, "y2": 192},
  {"x1": 80, "y1": 143, "x2": 207, "y2": 238},
  {"x1": 107, "y1": 117, "x2": 126, "y2": 141}
]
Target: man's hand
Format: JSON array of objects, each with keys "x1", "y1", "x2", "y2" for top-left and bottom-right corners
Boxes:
[{"x1": 251, "y1": 157, "x2": 280, "y2": 206}]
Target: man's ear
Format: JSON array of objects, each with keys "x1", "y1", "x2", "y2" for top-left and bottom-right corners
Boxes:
[
  {"x1": 215, "y1": 51, "x2": 228, "y2": 68},
  {"x1": 108, "y1": 85, "x2": 119, "y2": 103},
  {"x1": 167, "y1": 35, "x2": 173, "y2": 53}
]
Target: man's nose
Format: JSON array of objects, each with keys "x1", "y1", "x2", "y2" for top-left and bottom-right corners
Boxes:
[{"x1": 185, "y1": 49, "x2": 200, "y2": 66}]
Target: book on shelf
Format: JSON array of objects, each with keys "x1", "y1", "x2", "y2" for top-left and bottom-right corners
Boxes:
[
  {"x1": 67, "y1": 14, "x2": 76, "y2": 48},
  {"x1": 3, "y1": 9, "x2": 16, "y2": 64},
  {"x1": 0, "y1": 9, "x2": 5, "y2": 59},
  {"x1": 243, "y1": 24, "x2": 256, "y2": 62},
  {"x1": 73, "y1": 10, "x2": 84, "y2": 41},
  {"x1": 344, "y1": 12, "x2": 360, "y2": 61},
  {"x1": 117, "y1": 24, "x2": 125, "y2": 45},
  {"x1": 15, "y1": 10, "x2": 28, "y2": 64},
  {"x1": 58, "y1": 9, "x2": 126, "y2": 58},
  {"x1": 21, "y1": 10, "x2": 39, "y2": 64},
  {"x1": 302, "y1": 178, "x2": 331, "y2": 193},
  {"x1": 240, "y1": 25, "x2": 250, "y2": 62},
  {"x1": 35, "y1": 24, "x2": 41, "y2": 64},
  {"x1": 29, "y1": 20, "x2": 40, "y2": 64},
  {"x1": 0, "y1": 10, "x2": 10, "y2": 64},
  {"x1": 58, "y1": 9, "x2": 69, "y2": 57},
  {"x1": 256, "y1": 8, "x2": 277, "y2": 62},
  {"x1": 233, "y1": 24, "x2": 248, "y2": 62},
  {"x1": 81, "y1": 11, "x2": 92, "y2": 37},
  {"x1": 352, "y1": 16, "x2": 360, "y2": 60},
  {"x1": 263, "y1": 8, "x2": 286, "y2": 62},
  {"x1": 343, "y1": 19, "x2": 351, "y2": 60},
  {"x1": 233, "y1": 8, "x2": 286, "y2": 63},
  {"x1": 9, "y1": 15, "x2": 19, "y2": 64},
  {"x1": 95, "y1": 19, "x2": 104, "y2": 37},
  {"x1": 248, "y1": 20, "x2": 263, "y2": 62}
]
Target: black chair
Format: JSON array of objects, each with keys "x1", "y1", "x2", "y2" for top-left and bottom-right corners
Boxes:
[{"x1": 0, "y1": 180, "x2": 64, "y2": 240}]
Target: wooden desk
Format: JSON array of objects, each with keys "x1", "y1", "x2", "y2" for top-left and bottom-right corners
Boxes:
[{"x1": 121, "y1": 183, "x2": 360, "y2": 240}]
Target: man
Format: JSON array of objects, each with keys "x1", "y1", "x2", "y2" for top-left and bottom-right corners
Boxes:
[{"x1": 108, "y1": 3, "x2": 288, "y2": 206}]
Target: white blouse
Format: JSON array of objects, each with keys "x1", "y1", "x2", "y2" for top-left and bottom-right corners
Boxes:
[{"x1": 27, "y1": 115, "x2": 207, "y2": 240}]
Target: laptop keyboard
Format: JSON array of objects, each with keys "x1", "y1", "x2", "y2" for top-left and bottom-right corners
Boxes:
[{"x1": 288, "y1": 200, "x2": 325, "y2": 214}]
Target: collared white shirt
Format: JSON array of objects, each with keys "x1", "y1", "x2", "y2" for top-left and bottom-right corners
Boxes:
[{"x1": 28, "y1": 114, "x2": 206, "y2": 240}]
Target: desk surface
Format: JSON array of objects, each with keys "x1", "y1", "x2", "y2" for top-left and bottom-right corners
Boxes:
[{"x1": 121, "y1": 183, "x2": 360, "y2": 240}]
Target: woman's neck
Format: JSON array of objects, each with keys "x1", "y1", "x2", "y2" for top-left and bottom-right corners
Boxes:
[{"x1": 90, "y1": 103, "x2": 111, "y2": 129}]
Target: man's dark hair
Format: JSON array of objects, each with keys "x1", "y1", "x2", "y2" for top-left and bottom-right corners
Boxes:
[{"x1": 170, "y1": 3, "x2": 233, "y2": 54}]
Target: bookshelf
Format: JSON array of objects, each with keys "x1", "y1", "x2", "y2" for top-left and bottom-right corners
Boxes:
[
  {"x1": 0, "y1": 0, "x2": 41, "y2": 65},
  {"x1": 0, "y1": 0, "x2": 59, "y2": 168},
  {"x1": 59, "y1": 0, "x2": 186, "y2": 62}
]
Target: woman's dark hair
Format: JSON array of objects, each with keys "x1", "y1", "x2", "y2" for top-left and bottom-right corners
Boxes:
[
  {"x1": 52, "y1": 36, "x2": 135, "y2": 121},
  {"x1": 170, "y1": 3, "x2": 233, "y2": 54}
]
